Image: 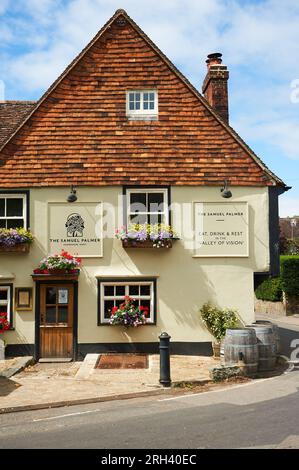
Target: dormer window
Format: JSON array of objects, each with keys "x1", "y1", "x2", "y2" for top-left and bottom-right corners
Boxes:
[{"x1": 126, "y1": 90, "x2": 158, "y2": 120}]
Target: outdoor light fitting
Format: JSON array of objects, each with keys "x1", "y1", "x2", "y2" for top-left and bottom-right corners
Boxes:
[
  {"x1": 67, "y1": 185, "x2": 77, "y2": 203},
  {"x1": 220, "y1": 179, "x2": 232, "y2": 199}
]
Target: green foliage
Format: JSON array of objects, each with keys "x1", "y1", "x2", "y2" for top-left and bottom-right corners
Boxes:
[
  {"x1": 200, "y1": 303, "x2": 240, "y2": 342},
  {"x1": 280, "y1": 256, "x2": 299, "y2": 296},
  {"x1": 255, "y1": 277, "x2": 283, "y2": 302}
]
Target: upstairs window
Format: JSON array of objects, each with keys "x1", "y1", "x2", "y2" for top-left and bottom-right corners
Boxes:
[
  {"x1": 0, "y1": 194, "x2": 27, "y2": 229},
  {"x1": 126, "y1": 188, "x2": 169, "y2": 225},
  {"x1": 126, "y1": 90, "x2": 158, "y2": 119}
]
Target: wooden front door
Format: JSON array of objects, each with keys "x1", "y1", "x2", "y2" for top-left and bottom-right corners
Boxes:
[{"x1": 39, "y1": 284, "x2": 74, "y2": 359}]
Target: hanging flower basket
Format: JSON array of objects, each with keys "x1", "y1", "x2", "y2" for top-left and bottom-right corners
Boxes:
[
  {"x1": 0, "y1": 228, "x2": 33, "y2": 254},
  {"x1": 116, "y1": 224, "x2": 178, "y2": 249}
]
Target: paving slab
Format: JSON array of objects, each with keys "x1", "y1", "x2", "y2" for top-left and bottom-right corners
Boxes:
[{"x1": 0, "y1": 354, "x2": 217, "y2": 413}]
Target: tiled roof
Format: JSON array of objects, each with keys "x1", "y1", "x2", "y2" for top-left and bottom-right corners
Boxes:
[
  {"x1": 0, "y1": 10, "x2": 285, "y2": 188},
  {"x1": 0, "y1": 101, "x2": 36, "y2": 146}
]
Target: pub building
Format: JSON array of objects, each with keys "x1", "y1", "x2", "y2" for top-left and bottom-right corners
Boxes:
[{"x1": 0, "y1": 10, "x2": 287, "y2": 360}]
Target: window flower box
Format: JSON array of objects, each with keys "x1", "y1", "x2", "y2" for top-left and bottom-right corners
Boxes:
[
  {"x1": 0, "y1": 228, "x2": 33, "y2": 254},
  {"x1": 33, "y1": 251, "x2": 82, "y2": 276},
  {"x1": 0, "y1": 243, "x2": 30, "y2": 254},
  {"x1": 116, "y1": 224, "x2": 178, "y2": 249},
  {"x1": 121, "y1": 239, "x2": 173, "y2": 249}
]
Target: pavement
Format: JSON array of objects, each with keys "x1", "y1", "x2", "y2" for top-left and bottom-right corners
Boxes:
[
  {"x1": 1, "y1": 364, "x2": 299, "y2": 449},
  {"x1": 0, "y1": 354, "x2": 216, "y2": 413},
  {"x1": 1, "y1": 313, "x2": 298, "y2": 415}
]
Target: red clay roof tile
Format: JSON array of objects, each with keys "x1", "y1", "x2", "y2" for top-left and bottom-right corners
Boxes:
[{"x1": 0, "y1": 10, "x2": 284, "y2": 188}]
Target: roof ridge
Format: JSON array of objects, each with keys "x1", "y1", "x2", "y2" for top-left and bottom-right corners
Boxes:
[{"x1": 0, "y1": 9, "x2": 285, "y2": 186}]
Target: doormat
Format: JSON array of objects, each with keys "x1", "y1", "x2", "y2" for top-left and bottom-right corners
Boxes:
[{"x1": 96, "y1": 354, "x2": 148, "y2": 369}]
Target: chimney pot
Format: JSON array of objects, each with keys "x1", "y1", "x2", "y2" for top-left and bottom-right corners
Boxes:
[{"x1": 202, "y1": 52, "x2": 229, "y2": 123}]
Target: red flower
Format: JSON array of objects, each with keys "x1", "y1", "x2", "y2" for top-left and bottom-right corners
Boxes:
[
  {"x1": 140, "y1": 306, "x2": 149, "y2": 315},
  {"x1": 111, "y1": 306, "x2": 118, "y2": 315},
  {"x1": 0, "y1": 313, "x2": 10, "y2": 332}
]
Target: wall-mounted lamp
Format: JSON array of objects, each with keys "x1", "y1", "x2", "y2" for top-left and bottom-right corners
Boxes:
[
  {"x1": 220, "y1": 179, "x2": 232, "y2": 199},
  {"x1": 67, "y1": 185, "x2": 77, "y2": 203}
]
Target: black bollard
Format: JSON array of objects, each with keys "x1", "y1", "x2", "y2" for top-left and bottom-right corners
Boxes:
[{"x1": 159, "y1": 332, "x2": 171, "y2": 387}]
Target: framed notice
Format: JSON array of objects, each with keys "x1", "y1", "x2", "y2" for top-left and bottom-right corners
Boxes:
[
  {"x1": 194, "y1": 202, "x2": 249, "y2": 257},
  {"x1": 15, "y1": 287, "x2": 33, "y2": 310},
  {"x1": 58, "y1": 289, "x2": 68, "y2": 304},
  {"x1": 48, "y1": 202, "x2": 103, "y2": 258}
]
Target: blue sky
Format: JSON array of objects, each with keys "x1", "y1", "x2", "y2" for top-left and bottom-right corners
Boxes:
[{"x1": 0, "y1": 0, "x2": 299, "y2": 217}]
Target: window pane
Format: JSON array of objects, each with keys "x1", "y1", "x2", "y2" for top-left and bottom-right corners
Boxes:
[
  {"x1": 116, "y1": 285, "x2": 125, "y2": 296},
  {"x1": 140, "y1": 285, "x2": 150, "y2": 296},
  {"x1": 135, "y1": 93, "x2": 140, "y2": 100},
  {"x1": 129, "y1": 93, "x2": 135, "y2": 102},
  {"x1": 135, "y1": 102, "x2": 140, "y2": 110},
  {"x1": 148, "y1": 213, "x2": 163, "y2": 224},
  {"x1": 0, "y1": 199, "x2": 4, "y2": 217},
  {"x1": 148, "y1": 192, "x2": 164, "y2": 212},
  {"x1": 104, "y1": 285, "x2": 114, "y2": 296},
  {"x1": 144, "y1": 93, "x2": 148, "y2": 101},
  {"x1": 149, "y1": 93, "x2": 155, "y2": 101},
  {"x1": 6, "y1": 198, "x2": 23, "y2": 217},
  {"x1": 141, "y1": 299, "x2": 151, "y2": 317},
  {"x1": 45, "y1": 307, "x2": 56, "y2": 324},
  {"x1": 0, "y1": 220, "x2": 6, "y2": 228},
  {"x1": 104, "y1": 300, "x2": 114, "y2": 319},
  {"x1": 130, "y1": 213, "x2": 147, "y2": 224},
  {"x1": 144, "y1": 102, "x2": 148, "y2": 110},
  {"x1": 149, "y1": 102, "x2": 155, "y2": 110},
  {"x1": 7, "y1": 219, "x2": 24, "y2": 229},
  {"x1": 58, "y1": 306, "x2": 68, "y2": 323},
  {"x1": 130, "y1": 193, "x2": 146, "y2": 214},
  {"x1": 129, "y1": 102, "x2": 135, "y2": 110},
  {"x1": 129, "y1": 285, "x2": 139, "y2": 296},
  {"x1": 0, "y1": 290, "x2": 8, "y2": 301},
  {"x1": 0, "y1": 305, "x2": 8, "y2": 314},
  {"x1": 148, "y1": 192, "x2": 164, "y2": 205},
  {"x1": 46, "y1": 287, "x2": 56, "y2": 304}
]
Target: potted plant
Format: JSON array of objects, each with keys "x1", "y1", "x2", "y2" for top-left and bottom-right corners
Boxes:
[
  {"x1": 115, "y1": 223, "x2": 178, "y2": 249},
  {"x1": 34, "y1": 250, "x2": 82, "y2": 275},
  {"x1": 0, "y1": 313, "x2": 10, "y2": 360},
  {"x1": 0, "y1": 228, "x2": 33, "y2": 253},
  {"x1": 200, "y1": 303, "x2": 239, "y2": 358},
  {"x1": 109, "y1": 296, "x2": 149, "y2": 327}
]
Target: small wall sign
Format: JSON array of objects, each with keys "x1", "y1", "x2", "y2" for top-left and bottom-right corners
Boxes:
[
  {"x1": 15, "y1": 287, "x2": 33, "y2": 310},
  {"x1": 48, "y1": 202, "x2": 103, "y2": 258},
  {"x1": 194, "y1": 201, "x2": 249, "y2": 257},
  {"x1": 58, "y1": 289, "x2": 68, "y2": 304}
]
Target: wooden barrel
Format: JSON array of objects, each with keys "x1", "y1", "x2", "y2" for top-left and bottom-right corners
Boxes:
[
  {"x1": 246, "y1": 325, "x2": 276, "y2": 371},
  {"x1": 224, "y1": 328, "x2": 258, "y2": 375},
  {"x1": 252, "y1": 320, "x2": 280, "y2": 354}
]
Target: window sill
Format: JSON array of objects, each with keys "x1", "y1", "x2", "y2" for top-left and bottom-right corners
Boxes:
[{"x1": 127, "y1": 115, "x2": 158, "y2": 121}]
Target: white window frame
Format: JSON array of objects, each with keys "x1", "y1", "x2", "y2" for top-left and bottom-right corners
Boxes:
[
  {"x1": 126, "y1": 90, "x2": 158, "y2": 118},
  {"x1": 126, "y1": 188, "x2": 169, "y2": 226},
  {"x1": 0, "y1": 194, "x2": 27, "y2": 229},
  {"x1": 100, "y1": 281, "x2": 155, "y2": 325},
  {"x1": 0, "y1": 285, "x2": 12, "y2": 324}
]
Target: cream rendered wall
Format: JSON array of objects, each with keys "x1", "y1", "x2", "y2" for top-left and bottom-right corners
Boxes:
[{"x1": 0, "y1": 186, "x2": 269, "y2": 346}]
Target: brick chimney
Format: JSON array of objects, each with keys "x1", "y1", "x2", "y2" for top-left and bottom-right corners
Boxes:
[{"x1": 202, "y1": 53, "x2": 229, "y2": 123}]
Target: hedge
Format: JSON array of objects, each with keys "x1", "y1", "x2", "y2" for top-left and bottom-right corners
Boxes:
[
  {"x1": 280, "y1": 255, "x2": 299, "y2": 297},
  {"x1": 255, "y1": 277, "x2": 283, "y2": 302}
]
